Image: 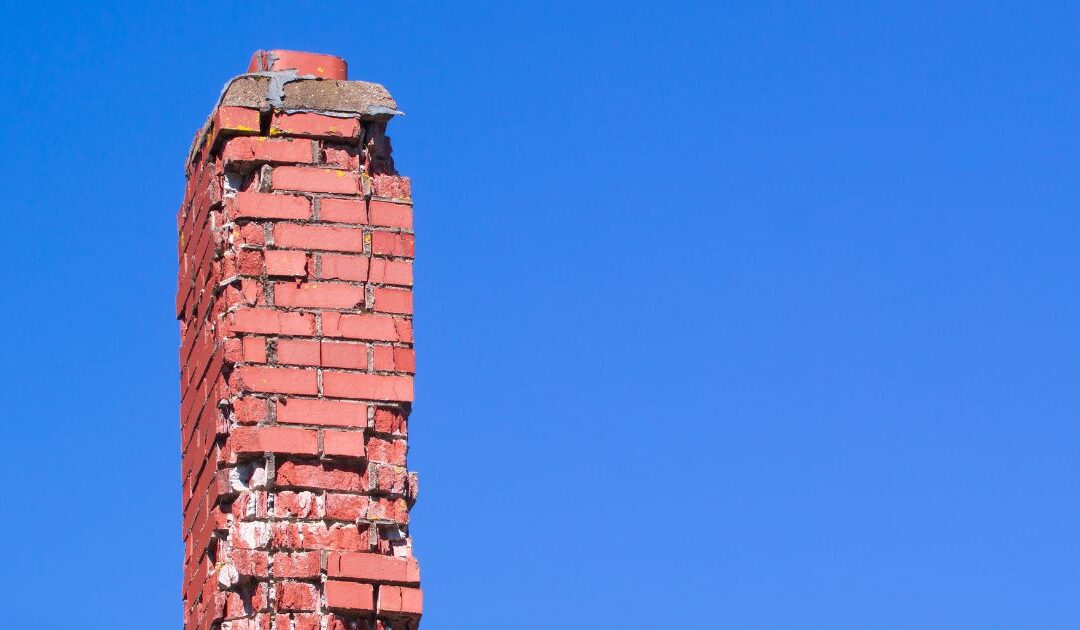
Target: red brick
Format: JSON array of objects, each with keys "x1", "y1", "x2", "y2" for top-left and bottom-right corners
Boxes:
[
  {"x1": 238, "y1": 278, "x2": 264, "y2": 305},
  {"x1": 393, "y1": 348, "x2": 416, "y2": 373},
  {"x1": 328, "y1": 553, "x2": 420, "y2": 584},
  {"x1": 230, "y1": 549, "x2": 270, "y2": 577},
  {"x1": 272, "y1": 112, "x2": 360, "y2": 140},
  {"x1": 370, "y1": 232, "x2": 415, "y2": 258},
  {"x1": 273, "y1": 339, "x2": 367, "y2": 369},
  {"x1": 234, "y1": 397, "x2": 269, "y2": 424},
  {"x1": 320, "y1": 198, "x2": 366, "y2": 223},
  {"x1": 275, "y1": 282, "x2": 366, "y2": 309},
  {"x1": 320, "y1": 341, "x2": 367, "y2": 369},
  {"x1": 228, "y1": 192, "x2": 311, "y2": 221},
  {"x1": 272, "y1": 552, "x2": 320, "y2": 579},
  {"x1": 372, "y1": 464, "x2": 407, "y2": 496},
  {"x1": 271, "y1": 522, "x2": 369, "y2": 552},
  {"x1": 228, "y1": 426, "x2": 318, "y2": 458},
  {"x1": 323, "y1": 145, "x2": 362, "y2": 170},
  {"x1": 325, "y1": 581, "x2": 375, "y2": 612},
  {"x1": 372, "y1": 407, "x2": 407, "y2": 435},
  {"x1": 367, "y1": 258, "x2": 412, "y2": 286},
  {"x1": 276, "y1": 461, "x2": 363, "y2": 492},
  {"x1": 372, "y1": 287, "x2": 412, "y2": 314},
  {"x1": 368, "y1": 199, "x2": 412, "y2": 229},
  {"x1": 372, "y1": 346, "x2": 394, "y2": 371},
  {"x1": 236, "y1": 249, "x2": 265, "y2": 276},
  {"x1": 276, "y1": 339, "x2": 322, "y2": 366},
  {"x1": 371, "y1": 175, "x2": 411, "y2": 199},
  {"x1": 369, "y1": 497, "x2": 411, "y2": 523},
  {"x1": 237, "y1": 222, "x2": 266, "y2": 246},
  {"x1": 231, "y1": 489, "x2": 269, "y2": 522},
  {"x1": 274, "y1": 223, "x2": 363, "y2": 252},
  {"x1": 249, "y1": 50, "x2": 347, "y2": 80},
  {"x1": 377, "y1": 585, "x2": 423, "y2": 616},
  {"x1": 277, "y1": 582, "x2": 318, "y2": 612},
  {"x1": 321, "y1": 313, "x2": 408, "y2": 342},
  {"x1": 319, "y1": 253, "x2": 368, "y2": 282},
  {"x1": 323, "y1": 430, "x2": 365, "y2": 458},
  {"x1": 265, "y1": 250, "x2": 309, "y2": 277},
  {"x1": 225, "y1": 592, "x2": 248, "y2": 618},
  {"x1": 272, "y1": 167, "x2": 360, "y2": 195},
  {"x1": 275, "y1": 398, "x2": 368, "y2": 428},
  {"x1": 366, "y1": 437, "x2": 407, "y2": 466},
  {"x1": 242, "y1": 337, "x2": 268, "y2": 363},
  {"x1": 232, "y1": 366, "x2": 318, "y2": 395},
  {"x1": 322, "y1": 373, "x2": 414, "y2": 402},
  {"x1": 222, "y1": 137, "x2": 316, "y2": 165},
  {"x1": 223, "y1": 337, "x2": 254, "y2": 363},
  {"x1": 325, "y1": 493, "x2": 369, "y2": 521},
  {"x1": 214, "y1": 106, "x2": 260, "y2": 134},
  {"x1": 273, "y1": 491, "x2": 321, "y2": 519},
  {"x1": 230, "y1": 308, "x2": 316, "y2": 336}
]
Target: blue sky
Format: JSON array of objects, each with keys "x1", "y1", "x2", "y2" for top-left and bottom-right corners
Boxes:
[{"x1": 0, "y1": 1, "x2": 1078, "y2": 627}]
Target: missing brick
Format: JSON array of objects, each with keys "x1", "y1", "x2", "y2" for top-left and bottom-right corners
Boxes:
[
  {"x1": 224, "y1": 170, "x2": 245, "y2": 197},
  {"x1": 257, "y1": 164, "x2": 273, "y2": 192},
  {"x1": 229, "y1": 461, "x2": 267, "y2": 492}
]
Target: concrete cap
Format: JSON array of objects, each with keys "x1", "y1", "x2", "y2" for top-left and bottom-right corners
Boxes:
[{"x1": 248, "y1": 50, "x2": 348, "y2": 80}]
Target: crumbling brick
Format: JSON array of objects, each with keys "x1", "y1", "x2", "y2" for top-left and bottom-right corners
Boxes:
[{"x1": 179, "y1": 50, "x2": 422, "y2": 629}]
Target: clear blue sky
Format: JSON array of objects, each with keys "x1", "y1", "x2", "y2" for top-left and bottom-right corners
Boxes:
[{"x1": 1, "y1": 2, "x2": 1077, "y2": 628}]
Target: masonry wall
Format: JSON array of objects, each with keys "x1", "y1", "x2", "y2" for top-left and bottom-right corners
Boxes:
[{"x1": 177, "y1": 51, "x2": 422, "y2": 630}]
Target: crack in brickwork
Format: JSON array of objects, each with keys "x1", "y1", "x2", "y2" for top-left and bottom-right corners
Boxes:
[{"x1": 178, "y1": 50, "x2": 422, "y2": 630}]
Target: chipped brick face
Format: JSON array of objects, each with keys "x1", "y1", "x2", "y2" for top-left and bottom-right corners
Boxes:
[{"x1": 178, "y1": 50, "x2": 421, "y2": 630}]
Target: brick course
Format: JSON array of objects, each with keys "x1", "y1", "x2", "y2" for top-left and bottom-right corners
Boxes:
[{"x1": 178, "y1": 50, "x2": 421, "y2": 630}]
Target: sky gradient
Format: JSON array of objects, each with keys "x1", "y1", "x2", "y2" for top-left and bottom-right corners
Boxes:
[{"x1": 0, "y1": 2, "x2": 1078, "y2": 628}]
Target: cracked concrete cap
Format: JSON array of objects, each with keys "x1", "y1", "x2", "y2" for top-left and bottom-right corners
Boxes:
[
  {"x1": 221, "y1": 76, "x2": 400, "y2": 118},
  {"x1": 186, "y1": 51, "x2": 401, "y2": 171}
]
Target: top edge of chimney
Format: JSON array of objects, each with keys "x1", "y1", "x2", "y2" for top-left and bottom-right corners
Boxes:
[{"x1": 247, "y1": 50, "x2": 348, "y2": 80}]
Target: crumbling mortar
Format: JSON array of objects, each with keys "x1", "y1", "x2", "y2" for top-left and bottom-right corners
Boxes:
[
  {"x1": 182, "y1": 62, "x2": 418, "y2": 629},
  {"x1": 258, "y1": 165, "x2": 273, "y2": 192}
]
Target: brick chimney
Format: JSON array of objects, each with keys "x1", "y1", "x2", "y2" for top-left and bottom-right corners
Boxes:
[{"x1": 177, "y1": 50, "x2": 421, "y2": 630}]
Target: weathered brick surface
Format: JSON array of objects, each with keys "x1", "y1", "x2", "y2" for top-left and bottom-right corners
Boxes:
[{"x1": 178, "y1": 50, "x2": 421, "y2": 630}]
